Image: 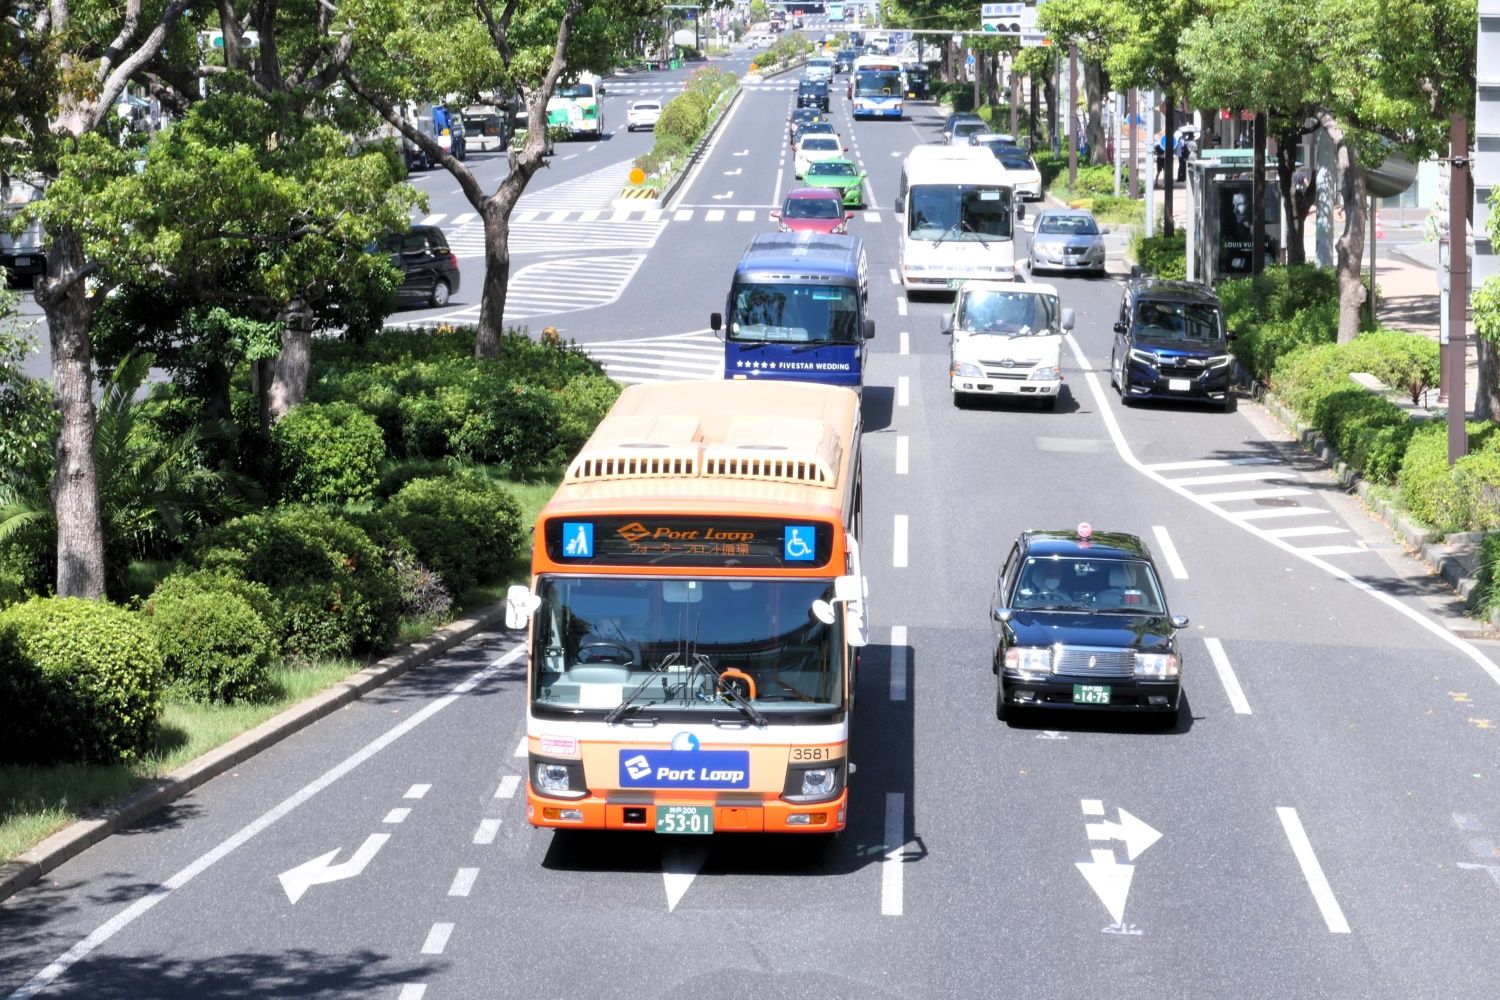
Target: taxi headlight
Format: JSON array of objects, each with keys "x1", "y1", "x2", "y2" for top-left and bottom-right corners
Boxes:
[
  {"x1": 1134, "y1": 652, "x2": 1179, "y2": 678},
  {"x1": 800, "y1": 768, "x2": 836, "y2": 797},
  {"x1": 1029, "y1": 366, "x2": 1059, "y2": 381},
  {"x1": 1128, "y1": 348, "x2": 1158, "y2": 367},
  {"x1": 1005, "y1": 646, "x2": 1053, "y2": 673},
  {"x1": 535, "y1": 762, "x2": 571, "y2": 793},
  {"x1": 952, "y1": 361, "x2": 983, "y2": 378}
]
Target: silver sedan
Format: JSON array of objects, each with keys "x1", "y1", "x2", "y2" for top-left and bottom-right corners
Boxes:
[{"x1": 1028, "y1": 209, "x2": 1109, "y2": 278}]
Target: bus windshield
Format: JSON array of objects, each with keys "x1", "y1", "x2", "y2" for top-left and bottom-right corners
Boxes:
[
  {"x1": 557, "y1": 83, "x2": 594, "y2": 99},
  {"x1": 728, "y1": 282, "x2": 861, "y2": 344},
  {"x1": 908, "y1": 184, "x2": 1014, "y2": 241},
  {"x1": 855, "y1": 72, "x2": 902, "y2": 97},
  {"x1": 532, "y1": 577, "x2": 843, "y2": 713}
]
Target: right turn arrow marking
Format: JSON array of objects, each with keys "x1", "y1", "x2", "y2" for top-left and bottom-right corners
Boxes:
[{"x1": 1086, "y1": 807, "x2": 1162, "y2": 861}]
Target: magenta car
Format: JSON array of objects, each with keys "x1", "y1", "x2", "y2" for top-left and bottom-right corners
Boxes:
[{"x1": 768, "y1": 188, "x2": 853, "y2": 235}]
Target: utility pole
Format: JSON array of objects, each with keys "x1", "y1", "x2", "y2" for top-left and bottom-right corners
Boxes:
[
  {"x1": 1448, "y1": 112, "x2": 1470, "y2": 464},
  {"x1": 1128, "y1": 88, "x2": 1138, "y2": 199}
]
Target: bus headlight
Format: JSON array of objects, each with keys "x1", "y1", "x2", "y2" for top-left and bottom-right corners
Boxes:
[
  {"x1": 1134, "y1": 653, "x2": 1179, "y2": 678},
  {"x1": 800, "y1": 768, "x2": 836, "y2": 797},
  {"x1": 535, "y1": 762, "x2": 571, "y2": 793}
]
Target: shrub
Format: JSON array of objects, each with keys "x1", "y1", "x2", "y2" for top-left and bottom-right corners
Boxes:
[
  {"x1": 655, "y1": 95, "x2": 708, "y2": 149},
  {"x1": 1337, "y1": 329, "x2": 1441, "y2": 405},
  {"x1": 0, "y1": 597, "x2": 164, "y2": 764},
  {"x1": 1087, "y1": 195, "x2": 1142, "y2": 226},
  {"x1": 141, "y1": 588, "x2": 276, "y2": 703},
  {"x1": 1232, "y1": 299, "x2": 1339, "y2": 385},
  {"x1": 274, "y1": 401, "x2": 385, "y2": 505},
  {"x1": 149, "y1": 567, "x2": 284, "y2": 644},
  {"x1": 1069, "y1": 165, "x2": 1116, "y2": 198},
  {"x1": 1031, "y1": 150, "x2": 1066, "y2": 189},
  {"x1": 191, "y1": 508, "x2": 399, "y2": 658},
  {"x1": 555, "y1": 373, "x2": 622, "y2": 456},
  {"x1": 1472, "y1": 532, "x2": 1500, "y2": 616},
  {"x1": 389, "y1": 547, "x2": 454, "y2": 620},
  {"x1": 380, "y1": 473, "x2": 525, "y2": 594},
  {"x1": 1131, "y1": 231, "x2": 1187, "y2": 280},
  {"x1": 1401, "y1": 422, "x2": 1500, "y2": 533},
  {"x1": 1307, "y1": 388, "x2": 1413, "y2": 484}
]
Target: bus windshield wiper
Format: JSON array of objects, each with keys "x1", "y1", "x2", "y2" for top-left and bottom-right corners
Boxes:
[
  {"x1": 932, "y1": 221, "x2": 964, "y2": 245},
  {"x1": 604, "y1": 668, "x2": 664, "y2": 724},
  {"x1": 792, "y1": 339, "x2": 854, "y2": 353},
  {"x1": 691, "y1": 654, "x2": 767, "y2": 727}
]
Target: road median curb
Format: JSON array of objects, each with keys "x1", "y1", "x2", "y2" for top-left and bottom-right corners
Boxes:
[{"x1": 0, "y1": 603, "x2": 507, "y2": 903}]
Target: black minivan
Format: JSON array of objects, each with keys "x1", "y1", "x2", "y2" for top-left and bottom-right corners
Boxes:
[
  {"x1": 1109, "y1": 279, "x2": 1236, "y2": 411},
  {"x1": 380, "y1": 225, "x2": 461, "y2": 308},
  {"x1": 797, "y1": 80, "x2": 830, "y2": 112}
]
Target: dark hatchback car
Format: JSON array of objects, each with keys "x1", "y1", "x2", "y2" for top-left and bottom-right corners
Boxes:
[
  {"x1": 991, "y1": 526, "x2": 1187, "y2": 725},
  {"x1": 1109, "y1": 278, "x2": 1236, "y2": 411},
  {"x1": 788, "y1": 107, "x2": 826, "y2": 144},
  {"x1": 903, "y1": 64, "x2": 931, "y2": 100},
  {"x1": 380, "y1": 225, "x2": 461, "y2": 308},
  {"x1": 797, "y1": 80, "x2": 831, "y2": 112}
]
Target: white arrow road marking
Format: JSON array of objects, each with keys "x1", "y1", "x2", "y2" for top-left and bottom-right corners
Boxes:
[
  {"x1": 662, "y1": 843, "x2": 710, "y2": 912},
  {"x1": 724, "y1": 168, "x2": 743, "y2": 176},
  {"x1": 712, "y1": 190, "x2": 735, "y2": 200},
  {"x1": 1086, "y1": 808, "x2": 1162, "y2": 862},
  {"x1": 1076, "y1": 848, "x2": 1135, "y2": 925},
  {"x1": 278, "y1": 833, "x2": 390, "y2": 904}
]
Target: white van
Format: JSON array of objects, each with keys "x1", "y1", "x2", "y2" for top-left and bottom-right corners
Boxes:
[
  {"x1": 896, "y1": 147, "x2": 1020, "y2": 291},
  {"x1": 942, "y1": 280, "x2": 1073, "y2": 409}
]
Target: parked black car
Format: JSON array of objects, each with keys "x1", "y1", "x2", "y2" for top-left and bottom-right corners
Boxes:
[
  {"x1": 991, "y1": 526, "x2": 1187, "y2": 725},
  {"x1": 903, "y1": 64, "x2": 931, "y2": 100},
  {"x1": 380, "y1": 225, "x2": 461, "y2": 308},
  {"x1": 797, "y1": 80, "x2": 831, "y2": 112},
  {"x1": 1109, "y1": 278, "x2": 1236, "y2": 411}
]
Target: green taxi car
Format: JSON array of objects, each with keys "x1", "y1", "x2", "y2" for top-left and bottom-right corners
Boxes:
[{"x1": 803, "y1": 158, "x2": 867, "y2": 208}]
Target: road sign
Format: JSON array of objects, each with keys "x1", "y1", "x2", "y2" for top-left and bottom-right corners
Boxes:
[{"x1": 981, "y1": 2, "x2": 1036, "y2": 34}]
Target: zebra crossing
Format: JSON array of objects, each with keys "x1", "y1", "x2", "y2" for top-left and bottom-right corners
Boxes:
[
  {"x1": 1146, "y1": 456, "x2": 1368, "y2": 557},
  {"x1": 519, "y1": 158, "x2": 640, "y2": 211},
  {"x1": 576, "y1": 330, "x2": 723, "y2": 384},
  {"x1": 386, "y1": 254, "x2": 646, "y2": 328}
]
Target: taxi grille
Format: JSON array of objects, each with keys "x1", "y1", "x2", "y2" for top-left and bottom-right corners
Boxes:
[{"x1": 1054, "y1": 645, "x2": 1136, "y2": 678}]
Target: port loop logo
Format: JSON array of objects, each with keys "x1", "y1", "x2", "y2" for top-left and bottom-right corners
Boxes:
[{"x1": 618, "y1": 749, "x2": 751, "y2": 789}]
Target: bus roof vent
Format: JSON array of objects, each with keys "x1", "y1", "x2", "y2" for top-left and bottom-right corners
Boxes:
[
  {"x1": 565, "y1": 415, "x2": 702, "y2": 482},
  {"x1": 701, "y1": 418, "x2": 841, "y2": 487}
]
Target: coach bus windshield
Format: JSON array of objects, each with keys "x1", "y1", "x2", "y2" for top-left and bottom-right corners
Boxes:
[
  {"x1": 907, "y1": 184, "x2": 1014, "y2": 241},
  {"x1": 531, "y1": 577, "x2": 844, "y2": 715},
  {"x1": 855, "y1": 71, "x2": 902, "y2": 97},
  {"x1": 727, "y1": 283, "x2": 861, "y2": 344}
]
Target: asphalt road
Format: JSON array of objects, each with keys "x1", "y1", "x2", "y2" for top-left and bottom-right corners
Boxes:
[{"x1": 6, "y1": 39, "x2": 1500, "y2": 1000}]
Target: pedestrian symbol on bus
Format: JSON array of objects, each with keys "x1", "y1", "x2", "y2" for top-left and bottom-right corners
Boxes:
[
  {"x1": 562, "y1": 522, "x2": 594, "y2": 558},
  {"x1": 784, "y1": 525, "x2": 815, "y2": 562}
]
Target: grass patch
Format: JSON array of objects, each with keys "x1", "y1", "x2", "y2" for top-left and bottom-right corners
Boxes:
[
  {"x1": 2, "y1": 475, "x2": 562, "y2": 865},
  {"x1": 0, "y1": 659, "x2": 359, "y2": 863}
]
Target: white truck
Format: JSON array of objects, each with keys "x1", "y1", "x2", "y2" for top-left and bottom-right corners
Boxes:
[
  {"x1": 1, "y1": 177, "x2": 46, "y2": 282},
  {"x1": 941, "y1": 280, "x2": 1074, "y2": 410}
]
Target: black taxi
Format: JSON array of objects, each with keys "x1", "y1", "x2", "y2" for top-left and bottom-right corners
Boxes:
[{"x1": 991, "y1": 525, "x2": 1187, "y2": 725}]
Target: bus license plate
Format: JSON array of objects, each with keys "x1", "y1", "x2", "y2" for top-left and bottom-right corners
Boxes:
[
  {"x1": 656, "y1": 805, "x2": 713, "y2": 835},
  {"x1": 1073, "y1": 684, "x2": 1112, "y2": 705}
]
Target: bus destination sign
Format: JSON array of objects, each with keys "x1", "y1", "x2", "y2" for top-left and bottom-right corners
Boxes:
[{"x1": 545, "y1": 516, "x2": 832, "y2": 568}]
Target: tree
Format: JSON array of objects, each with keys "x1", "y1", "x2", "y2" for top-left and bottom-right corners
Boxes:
[
  {"x1": 342, "y1": 0, "x2": 661, "y2": 358},
  {"x1": 1034, "y1": 0, "x2": 1129, "y2": 165},
  {"x1": 15, "y1": 0, "x2": 196, "y2": 598}
]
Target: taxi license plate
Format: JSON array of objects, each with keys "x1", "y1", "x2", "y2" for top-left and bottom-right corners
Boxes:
[
  {"x1": 1168, "y1": 378, "x2": 1193, "y2": 392},
  {"x1": 656, "y1": 805, "x2": 713, "y2": 835},
  {"x1": 1073, "y1": 684, "x2": 1112, "y2": 705}
]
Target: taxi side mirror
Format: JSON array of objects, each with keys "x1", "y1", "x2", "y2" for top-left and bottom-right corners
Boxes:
[
  {"x1": 991, "y1": 607, "x2": 1014, "y2": 623},
  {"x1": 1170, "y1": 615, "x2": 1189, "y2": 629},
  {"x1": 1112, "y1": 321, "x2": 1127, "y2": 334}
]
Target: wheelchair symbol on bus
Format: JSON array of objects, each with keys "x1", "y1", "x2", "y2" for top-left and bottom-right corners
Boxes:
[{"x1": 784, "y1": 525, "x2": 815, "y2": 562}]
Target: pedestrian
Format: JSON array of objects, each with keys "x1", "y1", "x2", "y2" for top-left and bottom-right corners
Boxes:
[
  {"x1": 1176, "y1": 130, "x2": 1195, "y2": 182},
  {"x1": 1152, "y1": 137, "x2": 1167, "y2": 184}
]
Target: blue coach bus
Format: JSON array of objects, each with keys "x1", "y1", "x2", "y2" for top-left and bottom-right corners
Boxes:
[{"x1": 710, "y1": 233, "x2": 874, "y2": 390}]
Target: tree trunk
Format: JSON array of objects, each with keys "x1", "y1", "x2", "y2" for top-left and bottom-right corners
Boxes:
[
  {"x1": 1477, "y1": 335, "x2": 1500, "y2": 421},
  {"x1": 1276, "y1": 128, "x2": 1315, "y2": 267},
  {"x1": 478, "y1": 204, "x2": 514, "y2": 353},
  {"x1": 1084, "y1": 60, "x2": 1105, "y2": 166},
  {"x1": 1041, "y1": 71, "x2": 1057, "y2": 146},
  {"x1": 266, "y1": 301, "x2": 313, "y2": 422},
  {"x1": 1318, "y1": 111, "x2": 1366, "y2": 343},
  {"x1": 38, "y1": 227, "x2": 106, "y2": 599}
]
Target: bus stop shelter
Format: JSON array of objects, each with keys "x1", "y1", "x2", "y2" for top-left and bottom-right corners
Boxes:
[{"x1": 1184, "y1": 149, "x2": 1282, "y2": 286}]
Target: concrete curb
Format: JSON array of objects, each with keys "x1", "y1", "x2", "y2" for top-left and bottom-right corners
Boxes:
[
  {"x1": 1258, "y1": 390, "x2": 1499, "y2": 628},
  {"x1": 0, "y1": 603, "x2": 508, "y2": 903}
]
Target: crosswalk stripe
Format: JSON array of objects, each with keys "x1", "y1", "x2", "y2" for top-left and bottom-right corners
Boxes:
[
  {"x1": 514, "y1": 210, "x2": 539, "y2": 223},
  {"x1": 577, "y1": 209, "x2": 600, "y2": 223},
  {"x1": 1193, "y1": 486, "x2": 1311, "y2": 503},
  {"x1": 1231, "y1": 507, "x2": 1331, "y2": 521},
  {"x1": 1146, "y1": 457, "x2": 1278, "y2": 471},
  {"x1": 452, "y1": 212, "x2": 476, "y2": 226},
  {"x1": 866, "y1": 210, "x2": 882, "y2": 223},
  {"x1": 1262, "y1": 525, "x2": 1350, "y2": 539},
  {"x1": 675, "y1": 209, "x2": 694, "y2": 221},
  {"x1": 706, "y1": 209, "x2": 725, "y2": 222},
  {"x1": 1170, "y1": 469, "x2": 1296, "y2": 487},
  {"x1": 419, "y1": 213, "x2": 444, "y2": 225},
  {"x1": 736, "y1": 209, "x2": 756, "y2": 222},
  {"x1": 1296, "y1": 545, "x2": 1366, "y2": 556}
]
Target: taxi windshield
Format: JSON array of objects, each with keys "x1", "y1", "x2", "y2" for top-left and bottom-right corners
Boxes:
[
  {"x1": 531, "y1": 577, "x2": 843, "y2": 715},
  {"x1": 1012, "y1": 557, "x2": 1167, "y2": 614}
]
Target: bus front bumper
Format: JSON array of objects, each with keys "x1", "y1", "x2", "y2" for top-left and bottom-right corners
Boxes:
[{"x1": 526, "y1": 786, "x2": 848, "y2": 834}]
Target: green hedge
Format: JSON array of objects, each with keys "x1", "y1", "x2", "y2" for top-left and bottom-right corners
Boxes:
[
  {"x1": 191, "y1": 508, "x2": 400, "y2": 659},
  {"x1": 141, "y1": 587, "x2": 276, "y2": 704},
  {"x1": 1473, "y1": 533, "x2": 1500, "y2": 616},
  {"x1": 636, "y1": 67, "x2": 738, "y2": 180},
  {"x1": 1398, "y1": 422, "x2": 1500, "y2": 534},
  {"x1": 1130, "y1": 231, "x2": 1187, "y2": 280},
  {"x1": 1032, "y1": 150, "x2": 1066, "y2": 189},
  {"x1": 273, "y1": 401, "x2": 385, "y2": 505},
  {"x1": 0, "y1": 597, "x2": 164, "y2": 764},
  {"x1": 379, "y1": 473, "x2": 525, "y2": 595}
]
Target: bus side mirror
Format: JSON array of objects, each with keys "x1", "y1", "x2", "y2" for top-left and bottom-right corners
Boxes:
[
  {"x1": 504, "y1": 584, "x2": 540, "y2": 630},
  {"x1": 710, "y1": 312, "x2": 723, "y2": 332},
  {"x1": 1061, "y1": 308, "x2": 1076, "y2": 331},
  {"x1": 863, "y1": 318, "x2": 875, "y2": 340}
]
